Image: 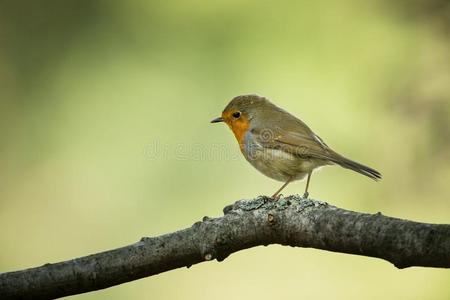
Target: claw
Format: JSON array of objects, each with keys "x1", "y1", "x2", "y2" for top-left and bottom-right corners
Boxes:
[
  {"x1": 302, "y1": 191, "x2": 309, "y2": 199},
  {"x1": 271, "y1": 193, "x2": 282, "y2": 201}
]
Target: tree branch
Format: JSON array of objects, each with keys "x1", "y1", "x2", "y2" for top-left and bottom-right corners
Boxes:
[{"x1": 1, "y1": 195, "x2": 450, "y2": 299}]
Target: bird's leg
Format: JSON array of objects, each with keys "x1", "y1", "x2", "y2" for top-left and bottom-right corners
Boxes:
[
  {"x1": 303, "y1": 172, "x2": 312, "y2": 199},
  {"x1": 271, "y1": 177, "x2": 292, "y2": 200}
]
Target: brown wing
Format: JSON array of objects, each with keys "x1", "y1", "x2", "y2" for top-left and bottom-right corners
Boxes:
[
  {"x1": 253, "y1": 126, "x2": 382, "y2": 180},
  {"x1": 253, "y1": 126, "x2": 335, "y2": 162}
]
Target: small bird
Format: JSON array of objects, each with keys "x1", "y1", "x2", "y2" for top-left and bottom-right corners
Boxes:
[{"x1": 211, "y1": 94, "x2": 381, "y2": 199}]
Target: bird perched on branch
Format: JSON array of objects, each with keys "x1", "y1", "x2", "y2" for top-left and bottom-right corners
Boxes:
[{"x1": 211, "y1": 94, "x2": 381, "y2": 199}]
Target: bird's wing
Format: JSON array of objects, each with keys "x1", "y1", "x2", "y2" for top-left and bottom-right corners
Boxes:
[
  {"x1": 252, "y1": 125, "x2": 337, "y2": 162},
  {"x1": 252, "y1": 125, "x2": 382, "y2": 180}
]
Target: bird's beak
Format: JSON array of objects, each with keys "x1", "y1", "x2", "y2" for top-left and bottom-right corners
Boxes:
[{"x1": 210, "y1": 117, "x2": 224, "y2": 123}]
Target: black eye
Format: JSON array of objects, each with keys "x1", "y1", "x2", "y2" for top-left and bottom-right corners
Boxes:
[{"x1": 232, "y1": 111, "x2": 241, "y2": 118}]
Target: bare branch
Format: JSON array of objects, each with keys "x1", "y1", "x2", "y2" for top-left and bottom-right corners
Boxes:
[{"x1": 1, "y1": 195, "x2": 449, "y2": 299}]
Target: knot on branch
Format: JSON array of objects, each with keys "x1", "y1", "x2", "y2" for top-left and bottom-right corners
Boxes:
[{"x1": 191, "y1": 216, "x2": 233, "y2": 262}]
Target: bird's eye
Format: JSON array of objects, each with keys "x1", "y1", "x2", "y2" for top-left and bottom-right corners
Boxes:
[{"x1": 232, "y1": 111, "x2": 241, "y2": 119}]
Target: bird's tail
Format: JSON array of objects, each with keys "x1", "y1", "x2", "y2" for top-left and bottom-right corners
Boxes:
[{"x1": 330, "y1": 152, "x2": 381, "y2": 181}]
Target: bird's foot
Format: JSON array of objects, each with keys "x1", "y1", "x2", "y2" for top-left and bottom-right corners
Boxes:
[
  {"x1": 302, "y1": 192, "x2": 309, "y2": 199},
  {"x1": 270, "y1": 193, "x2": 283, "y2": 201}
]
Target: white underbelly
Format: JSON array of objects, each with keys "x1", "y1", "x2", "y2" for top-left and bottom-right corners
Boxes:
[{"x1": 244, "y1": 147, "x2": 320, "y2": 182}]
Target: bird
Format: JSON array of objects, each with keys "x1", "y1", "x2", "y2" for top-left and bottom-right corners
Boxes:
[{"x1": 211, "y1": 94, "x2": 381, "y2": 199}]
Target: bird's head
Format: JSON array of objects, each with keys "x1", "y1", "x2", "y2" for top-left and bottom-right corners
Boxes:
[{"x1": 211, "y1": 94, "x2": 270, "y2": 146}]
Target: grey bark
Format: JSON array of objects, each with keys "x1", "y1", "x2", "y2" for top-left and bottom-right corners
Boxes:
[{"x1": 1, "y1": 195, "x2": 450, "y2": 299}]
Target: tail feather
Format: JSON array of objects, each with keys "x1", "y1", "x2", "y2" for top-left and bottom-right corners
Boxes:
[{"x1": 331, "y1": 154, "x2": 381, "y2": 181}]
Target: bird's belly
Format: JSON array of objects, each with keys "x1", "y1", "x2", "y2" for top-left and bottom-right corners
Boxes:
[{"x1": 243, "y1": 147, "x2": 316, "y2": 182}]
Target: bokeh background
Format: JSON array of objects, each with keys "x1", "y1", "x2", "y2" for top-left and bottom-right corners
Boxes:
[{"x1": 1, "y1": 1, "x2": 450, "y2": 299}]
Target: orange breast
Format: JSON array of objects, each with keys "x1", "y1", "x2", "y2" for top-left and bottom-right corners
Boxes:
[{"x1": 226, "y1": 117, "x2": 250, "y2": 150}]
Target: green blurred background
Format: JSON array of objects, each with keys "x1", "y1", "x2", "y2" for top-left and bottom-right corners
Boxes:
[{"x1": 1, "y1": 0, "x2": 449, "y2": 299}]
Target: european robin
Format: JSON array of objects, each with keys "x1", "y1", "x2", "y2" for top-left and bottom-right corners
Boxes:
[{"x1": 211, "y1": 94, "x2": 381, "y2": 199}]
